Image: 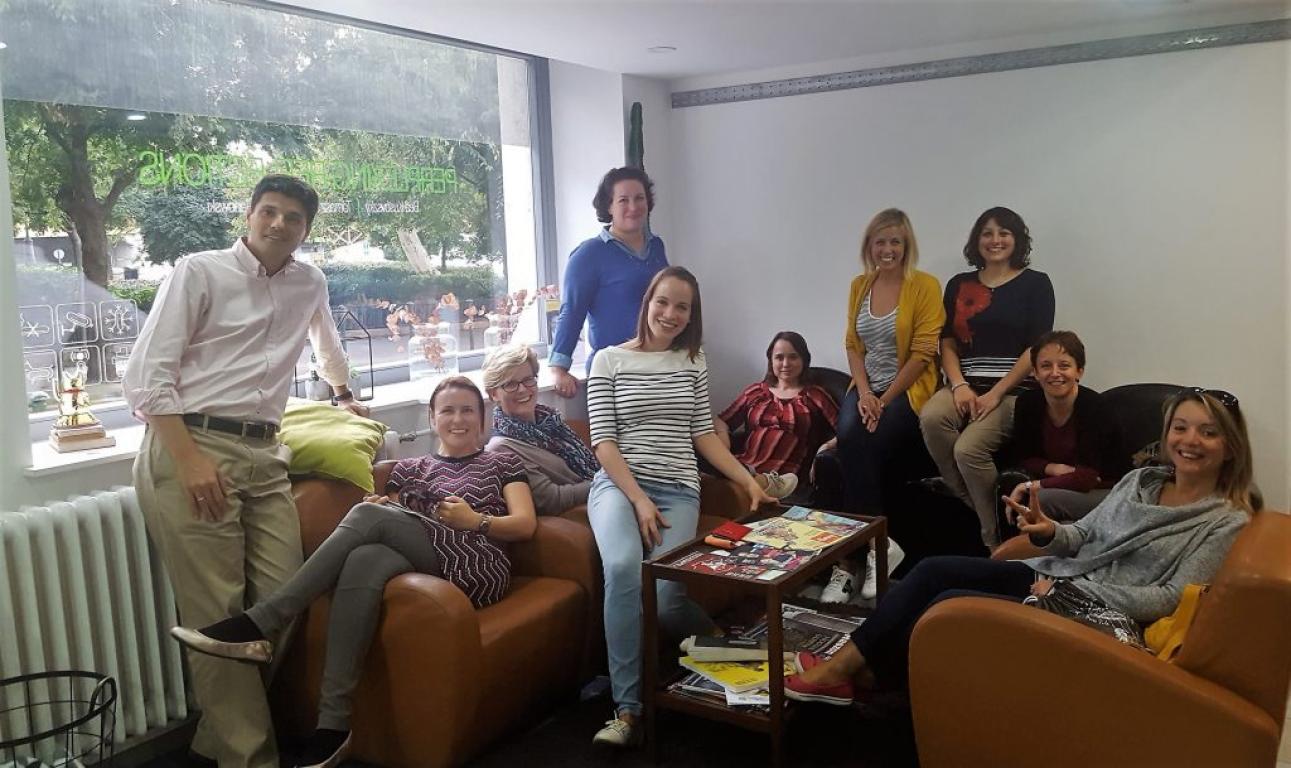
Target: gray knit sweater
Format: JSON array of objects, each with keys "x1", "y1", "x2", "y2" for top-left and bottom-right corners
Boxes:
[
  {"x1": 485, "y1": 436, "x2": 592, "y2": 516},
  {"x1": 1024, "y1": 467, "x2": 1248, "y2": 622}
]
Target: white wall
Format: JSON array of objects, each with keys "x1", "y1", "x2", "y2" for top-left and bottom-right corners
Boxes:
[
  {"x1": 669, "y1": 42, "x2": 1289, "y2": 508},
  {"x1": 547, "y1": 60, "x2": 625, "y2": 269},
  {"x1": 622, "y1": 75, "x2": 676, "y2": 241}
]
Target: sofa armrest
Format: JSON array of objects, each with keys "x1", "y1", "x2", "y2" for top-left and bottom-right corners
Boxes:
[
  {"x1": 355, "y1": 572, "x2": 486, "y2": 767},
  {"x1": 509, "y1": 517, "x2": 598, "y2": 596},
  {"x1": 293, "y1": 477, "x2": 366, "y2": 556},
  {"x1": 700, "y1": 475, "x2": 752, "y2": 521},
  {"x1": 909, "y1": 597, "x2": 1280, "y2": 768}
]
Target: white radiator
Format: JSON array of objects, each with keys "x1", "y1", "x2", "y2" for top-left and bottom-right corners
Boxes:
[{"x1": 0, "y1": 487, "x2": 188, "y2": 756}]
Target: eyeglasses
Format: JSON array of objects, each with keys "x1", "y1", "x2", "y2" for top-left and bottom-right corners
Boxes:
[
  {"x1": 500, "y1": 375, "x2": 538, "y2": 393},
  {"x1": 1174, "y1": 387, "x2": 1240, "y2": 412}
]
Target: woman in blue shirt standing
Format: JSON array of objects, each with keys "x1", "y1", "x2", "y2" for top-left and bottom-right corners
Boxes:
[{"x1": 549, "y1": 167, "x2": 668, "y2": 398}]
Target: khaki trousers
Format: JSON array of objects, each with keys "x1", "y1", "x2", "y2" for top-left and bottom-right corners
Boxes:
[
  {"x1": 134, "y1": 426, "x2": 301, "y2": 768},
  {"x1": 918, "y1": 387, "x2": 1016, "y2": 548}
]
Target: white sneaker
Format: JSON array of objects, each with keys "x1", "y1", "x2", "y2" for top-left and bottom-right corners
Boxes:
[
  {"x1": 761, "y1": 472, "x2": 799, "y2": 500},
  {"x1": 592, "y1": 715, "x2": 639, "y2": 747},
  {"x1": 819, "y1": 564, "x2": 858, "y2": 604},
  {"x1": 861, "y1": 539, "x2": 906, "y2": 600}
]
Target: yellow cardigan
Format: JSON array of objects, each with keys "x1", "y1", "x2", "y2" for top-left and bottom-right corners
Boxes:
[{"x1": 843, "y1": 269, "x2": 945, "y2": 414}]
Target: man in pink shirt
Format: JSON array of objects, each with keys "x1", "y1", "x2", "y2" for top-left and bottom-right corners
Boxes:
[{"x1": 124, "y1": 175, "x2": 367, "y2": 768}]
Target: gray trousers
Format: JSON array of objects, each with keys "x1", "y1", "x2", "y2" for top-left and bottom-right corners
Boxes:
[
  {"x1": 1039, "y1": 487, "x2": 1110, "y2": 523},
  {"x1": 246, "y1": 503, "x2": 440, "y2": 730}
]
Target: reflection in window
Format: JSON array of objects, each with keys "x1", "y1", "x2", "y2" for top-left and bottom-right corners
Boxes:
[{"x1": 3, "y1": 0, "x2": 550, "y2": 415}]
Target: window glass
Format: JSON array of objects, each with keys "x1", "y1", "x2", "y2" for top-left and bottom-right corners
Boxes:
[{"x1": 4, "y1": 0, "x2": 550, "y2": 415}]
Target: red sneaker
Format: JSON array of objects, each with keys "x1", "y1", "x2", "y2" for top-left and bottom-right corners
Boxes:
[
  {"x1": 792, "y1": 651, "x2": 823, "y2": 675},
  {"x1": 785, "y1": 673, "x2": 855, "y2": 706}
]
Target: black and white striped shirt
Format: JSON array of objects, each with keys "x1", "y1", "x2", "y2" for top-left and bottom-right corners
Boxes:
[
  {"x1": 855, "y1": 291, "x2": 899, "y2": 393},
  {"x1": 587, "y1": 346, "x2": 714, "y2": 491}
]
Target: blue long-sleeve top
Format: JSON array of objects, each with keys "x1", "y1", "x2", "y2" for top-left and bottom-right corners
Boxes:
[{"x1": 548, "y1": 228, "x2": 668, "y2": 372}]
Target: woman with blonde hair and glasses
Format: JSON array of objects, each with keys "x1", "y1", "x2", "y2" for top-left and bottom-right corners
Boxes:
[
  {"x1": 484, "y1": 343, "x2": 600, "y2": 516},
  {"x1": 783, "y1": 389, "x2": 1253, "y2": 705}
]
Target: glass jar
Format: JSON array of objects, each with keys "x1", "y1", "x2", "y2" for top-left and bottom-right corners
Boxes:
[{"x1": 408, "y1": 323, "x2": 458, "y2": 380}]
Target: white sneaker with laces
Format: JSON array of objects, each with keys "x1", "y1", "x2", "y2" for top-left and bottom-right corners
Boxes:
[
  {"x1": 819, "y1": 564, "x2": 857, "y2": 604},
  {"x1": 861, "y1": 538, "x2": 907, "y2": 600},
  {"x1": 592, "y1": 715, "x2": 639, "y2": 747},
  {"x1": 762, "y1": 472, "x2": 799, "y2": 499}
]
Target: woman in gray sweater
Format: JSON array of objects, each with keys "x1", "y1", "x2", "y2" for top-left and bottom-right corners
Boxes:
[
  {"x1": 783, "y1": 389, "x2": 1254, "y2": 705},
  {"x1": 484, "y1": 343, "x2": 599, "y2": 515}
]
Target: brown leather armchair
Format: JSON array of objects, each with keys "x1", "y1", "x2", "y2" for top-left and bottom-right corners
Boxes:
[
  {"x1": 908, "y1": 509, "x2": 1291, "y2": 767},
  {"x1": 271, "y1": 461, "x2": 598, "y2": 768}
]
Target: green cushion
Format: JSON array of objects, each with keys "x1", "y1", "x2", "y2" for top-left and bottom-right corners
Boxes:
[{"x1": 279, "y1": 399, "x2": 386, "y2": 493}]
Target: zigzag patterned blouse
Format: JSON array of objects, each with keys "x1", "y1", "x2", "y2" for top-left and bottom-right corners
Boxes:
[{"x1": 388, "y1": 449, "x2": 528, "y2": 607}]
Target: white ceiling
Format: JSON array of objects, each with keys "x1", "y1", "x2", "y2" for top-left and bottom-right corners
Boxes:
[{"x1": 279, "y1": 0, "x2": 1290, "y2": 80}]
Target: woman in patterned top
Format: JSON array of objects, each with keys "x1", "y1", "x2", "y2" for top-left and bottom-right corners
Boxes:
[
  {"x1": 918, "y1": 207, "x2": 1055, "y2": 550},
  {"x1": 586, "y1": 266, "x2": 775, "y2": 748},
  {"x1": 484, "y1": 342, "x2": 600, "y2": 516},
  {"x1": 170, "y1": 376, "x2": 536, "y2": 768},
  {"x1": 714, "y1": 331, "x2": 839, "y2": 498}
]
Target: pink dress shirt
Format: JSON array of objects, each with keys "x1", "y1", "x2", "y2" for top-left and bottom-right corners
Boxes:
[{"x1": 123, "y1": 238, "x2": 348, "y2": 425}]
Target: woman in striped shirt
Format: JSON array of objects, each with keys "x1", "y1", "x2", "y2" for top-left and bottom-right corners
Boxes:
[
  {"x1": 586, "y1": 266, "x2": 775, "y2": 748},
  {"x1": 918, "y1": 207, "x2": 1055, "y2": 550}
]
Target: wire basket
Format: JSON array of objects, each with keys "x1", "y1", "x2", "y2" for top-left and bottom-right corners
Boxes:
[{"x1": 0, "y1": 671, "x2": 116, "y2": 767}]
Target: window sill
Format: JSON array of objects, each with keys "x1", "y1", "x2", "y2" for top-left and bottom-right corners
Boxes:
[{"x1": 24, "y1": 365, "x2": 582, "y2": 479}]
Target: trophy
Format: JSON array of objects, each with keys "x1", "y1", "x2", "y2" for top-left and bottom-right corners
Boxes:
[{"x1": 49, "y1": 362, "x2": 116, "y2": 452}]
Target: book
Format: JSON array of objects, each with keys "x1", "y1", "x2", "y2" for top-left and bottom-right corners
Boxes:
[
  {"x1": 670, "y1": 549, "x2": 793, "y2": 581},
  {"x1": 48, "y1": 433, "x2": 117, "y2": 452},
  {"x1": 679, "y1": 656, "x2": 796, "y2": 693},
  {"x1": 780, "y1": 506, "x2": 868, "y2": 537},
  {"x1": 709, "y1": 519, "x2": 752, "y2": 542},
  {"x1": 679, "y1": 635, "x2": 797, "y2": 663},
  {"x1": 51, "y1": 421, "x2": 105, "y2": 438},
  {"x1": 722, "y1": 543, "x2": 815, "y2": 572},
  {"x1": 737, "y1": 604, "x2": 865, "y2": 658},
  {"x1": 743, "y1": 518, "x2": 844, "y2": 552}
]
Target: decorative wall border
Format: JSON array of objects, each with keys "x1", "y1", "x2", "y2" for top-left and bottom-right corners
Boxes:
[{"x1": 671, "y1": 19, "x2": 1291, "y2": 108}]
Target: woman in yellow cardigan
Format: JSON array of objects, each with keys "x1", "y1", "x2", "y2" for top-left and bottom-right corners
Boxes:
[
  {"x1": 837, "y1": 208, "x2": 944, "y2": 513},
  {"x1": 823, "y1": 209, "x2": 944, "y2": 602}
]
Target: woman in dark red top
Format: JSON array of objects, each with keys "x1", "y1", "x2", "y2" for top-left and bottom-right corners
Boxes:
[
  {"x1": 715, "y1": 331, "x2": 839, "y2": 492},
  {"x1": 994, "y1": 331, "x2": 1122, "y2": 559}
]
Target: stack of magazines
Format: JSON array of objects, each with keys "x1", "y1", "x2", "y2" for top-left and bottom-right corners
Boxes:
[
  {"x1": 668, "y1": 604, "x2": 865, "y2": 709},
  {"x1": 669, "y1": 507, "x2": 868, "y2": 581}
]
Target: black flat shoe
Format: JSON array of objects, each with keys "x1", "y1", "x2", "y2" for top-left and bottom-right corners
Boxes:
[{"x1": 296, "y1": 729, "x2": 352, "y2": 768}]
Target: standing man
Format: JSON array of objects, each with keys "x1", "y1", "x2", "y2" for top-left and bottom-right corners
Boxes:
[
  {"x1": 124, "y1": 175, "x2": 367, "y2": 768},
  {"x1": 549, "y1": 166, "x2": 667, "y2": 397}
]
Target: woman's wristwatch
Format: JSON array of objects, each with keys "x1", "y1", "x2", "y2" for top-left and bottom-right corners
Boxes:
[{"x1": 477, "y1": 514, "x2": 492, "y2": 535}]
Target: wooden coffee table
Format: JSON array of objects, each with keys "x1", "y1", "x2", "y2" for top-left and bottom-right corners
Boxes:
[{"x1": 641, "y1": 508, "x2": 888, "y2": 767}]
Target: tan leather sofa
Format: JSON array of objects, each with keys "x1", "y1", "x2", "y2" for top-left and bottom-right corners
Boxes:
[
  {"x1": 908, "y1": 509, "x2": 1291, "y2": 767},
  {"x1": 271, "y1": 462, "x2": 599, "y2": 768}
]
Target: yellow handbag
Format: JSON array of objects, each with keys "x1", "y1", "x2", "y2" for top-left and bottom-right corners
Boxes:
[{"x1": 1145, "y1": 583, "x2": 1206, "y2": 661}]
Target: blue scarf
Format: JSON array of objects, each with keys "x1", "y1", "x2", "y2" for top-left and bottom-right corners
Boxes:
[{"x1": 491, "y1": 404, "x2": 599, "y2": 480}]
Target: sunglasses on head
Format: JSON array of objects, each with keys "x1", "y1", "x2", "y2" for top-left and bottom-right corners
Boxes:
[{"x1": 1174, "y1": 387, "x2": 1240, "y2": 412}]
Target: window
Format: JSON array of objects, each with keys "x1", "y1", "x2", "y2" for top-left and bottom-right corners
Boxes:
[{"x1": 4, "y1": 0, "x2": 553, "y2": 423}]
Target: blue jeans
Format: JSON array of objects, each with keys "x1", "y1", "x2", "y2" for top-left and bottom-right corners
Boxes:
[{"x1": 587, "y1": 471, "x2": 716, "y2": 715}]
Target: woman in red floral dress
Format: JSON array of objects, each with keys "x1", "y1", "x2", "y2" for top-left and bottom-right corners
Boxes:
[{"x1": 917, "y1": 207, "x2": 1054, "y2": 550}]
